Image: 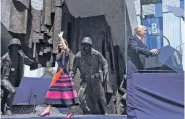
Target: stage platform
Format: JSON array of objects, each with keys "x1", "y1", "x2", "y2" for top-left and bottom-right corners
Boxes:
[{"x1": 1, "y1": 114, "x2": 127, "y2": 119}]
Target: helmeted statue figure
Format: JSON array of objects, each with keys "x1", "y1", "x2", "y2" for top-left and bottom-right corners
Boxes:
[
  {"x1": 1, "y1": 38, "x2": 34, "y2": 115},
  {"x1": 71, "y1": 37, "x2": 113, "y2": 114}
]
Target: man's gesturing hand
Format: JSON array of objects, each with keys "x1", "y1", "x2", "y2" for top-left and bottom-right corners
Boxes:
[{"x1": 150, "y1": 49, "x2": 159, "y2": 55}]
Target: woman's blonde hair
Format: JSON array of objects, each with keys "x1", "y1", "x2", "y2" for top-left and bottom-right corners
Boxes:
[{"x1": 57, "y1": 39, "x2": 70, "y2": 55}]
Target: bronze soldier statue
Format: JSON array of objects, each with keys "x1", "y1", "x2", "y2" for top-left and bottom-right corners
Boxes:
[
  {"x1": 1, "y1": 38, "x2": 34, "y2": 115},
  {"x1": 71, "y1": 37, "x2": 112, "y2": 114}
]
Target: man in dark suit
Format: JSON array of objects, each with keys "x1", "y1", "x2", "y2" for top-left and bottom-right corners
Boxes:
[
  {"x1": 128, "y1": 25, "x2": 159, "y2": 72},
  {"x1": 126, "y1": 25, "x2": 159, "y2": 119}
]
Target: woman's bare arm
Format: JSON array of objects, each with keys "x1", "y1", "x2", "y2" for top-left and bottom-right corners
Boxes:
[{"x1": 58, "y1": 31, "x2": 67, "y2": 50}]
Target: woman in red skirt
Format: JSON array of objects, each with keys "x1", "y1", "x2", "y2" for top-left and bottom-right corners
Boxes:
[{"x1": 38, "y1": 31, "x2": 79, "y2": 118}]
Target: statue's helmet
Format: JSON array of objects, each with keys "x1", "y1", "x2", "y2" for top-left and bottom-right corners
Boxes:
[
  {"x1": 8, "y1": 38, "x2": 21, "y2": 49},
  {"x1": 81, "y1": 37, "x2": 92, "y2": 46}
]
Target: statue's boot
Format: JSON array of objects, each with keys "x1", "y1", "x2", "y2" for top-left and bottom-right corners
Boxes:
[
  {"x1": 5, "y1": 109, "x2": 12, "y2": 115},
  {"x1": 1, "y1": 97, "x2": 6, "y2": 115},
  {"x1": 80, "y1": 101, "x2": 91, "y2": 114},
  {"x1": 5, "y1": 92, "x2": 15, "y2": 115}
]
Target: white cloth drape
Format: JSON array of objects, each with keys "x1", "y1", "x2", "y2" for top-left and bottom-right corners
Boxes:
[{"x1": 23, "y1": 62, "x2": 58, "y2": 78}]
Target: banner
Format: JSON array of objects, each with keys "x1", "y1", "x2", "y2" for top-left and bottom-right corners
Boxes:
[{"x1": 142, "y1": 17, "x2": 163, "y2": 49}]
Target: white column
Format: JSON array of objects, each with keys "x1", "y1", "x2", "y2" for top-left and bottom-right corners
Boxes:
[
  {"x1": 183, "y1": 0, "x2": 185, "y2": 71},
  {"x1": 134, "y1": 0, "x2": 141, "y2": 25},
  {"x1": 162, "y1": 0, "x2": 181, "y2": 48},
  {"x1": 181, "y1": 19, "x2": 185, "y2": 71},
  {"x1": 126, "y1": 0, "x2": 139, "y2": 34}
]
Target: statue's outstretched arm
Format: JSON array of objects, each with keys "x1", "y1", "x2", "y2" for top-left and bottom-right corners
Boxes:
[{"x1": 18, "y1": 50, "x2": 34, "y2": 65}]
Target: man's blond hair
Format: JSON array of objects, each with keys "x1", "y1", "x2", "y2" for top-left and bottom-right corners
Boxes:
[{"x1": 134, "y1": 25, "x2": 146, "y2": 35}]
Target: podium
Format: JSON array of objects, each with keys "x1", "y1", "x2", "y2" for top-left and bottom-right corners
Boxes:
[{"x1": 144, "y1": 45, "x2": 183, "y2": 73}]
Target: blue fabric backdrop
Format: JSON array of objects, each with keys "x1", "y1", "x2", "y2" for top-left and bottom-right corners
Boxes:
[
  {"x1": 127, "y1": 73, "x2": 184, "y2": 119},
  {"x1": 13, "y1": 77, "x2": 51, "y2": 105},
  {"x1": 14, "y1": 74, "x2": 184, "y2": 119}
]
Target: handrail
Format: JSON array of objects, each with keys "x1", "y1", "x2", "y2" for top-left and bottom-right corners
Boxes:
[{"x1": 150, "y1": 33, "x2": 171, "y2": 46}]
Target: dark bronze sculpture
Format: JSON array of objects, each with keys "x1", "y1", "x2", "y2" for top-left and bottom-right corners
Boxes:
[
  {"x1": 1, "y1": 38, "x2": 34, "y2": 115},
  {"x1": 71, "y1": 37, "x2": 112, "y2": 114}
]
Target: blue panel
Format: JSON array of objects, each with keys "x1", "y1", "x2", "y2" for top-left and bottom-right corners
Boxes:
[
  {"x1": 142, "y1": 17, "x2": 163, "y2": 49},
  {"x1": 180, "y1": 0, "x2": 184, "y2": 9},
  {"x1": 155, "y1": 3, "x2": 162, "y2": 17}
]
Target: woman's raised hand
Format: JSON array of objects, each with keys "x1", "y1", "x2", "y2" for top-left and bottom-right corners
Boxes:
[{"x1": 58, "y1": 31, "x2": 64, "y2": 39}]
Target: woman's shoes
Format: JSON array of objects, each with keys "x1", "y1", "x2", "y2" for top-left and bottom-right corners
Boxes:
[
  {"x1": 37, "y1": 112, "x2": 50, "y2": 117},
  {"x1": 64, "y1": 112, "x2": 74, "y2": 119}
]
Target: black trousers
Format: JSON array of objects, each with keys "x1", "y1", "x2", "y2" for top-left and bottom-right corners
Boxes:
[{"x1": 1, "y1": 80, "x2": 16, "y2": 113}]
